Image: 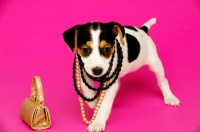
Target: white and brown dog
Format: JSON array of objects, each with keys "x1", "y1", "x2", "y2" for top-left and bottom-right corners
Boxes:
[{"x1": 63, "y1": 18, "x2": 180, "y2": 132}]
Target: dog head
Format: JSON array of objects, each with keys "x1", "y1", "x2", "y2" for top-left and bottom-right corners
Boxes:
[{"x1": 63, "y1": 22, "x2": 124, "y2": 77}]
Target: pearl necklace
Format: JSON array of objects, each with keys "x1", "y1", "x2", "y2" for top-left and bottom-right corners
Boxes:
[
  {"x1": 72, "y1": 39, "x2": 123, "y2": 125},
  {"x1": 75, "y1": 54, "x2": 107, "y2": 125},
  {"x1": 74, "y1": 39, "x2": 123, "y2": 102}
]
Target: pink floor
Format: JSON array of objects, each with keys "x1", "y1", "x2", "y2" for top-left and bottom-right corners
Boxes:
[{"x1": 0, "y1": 0, "x2": 200, "y2": 132}]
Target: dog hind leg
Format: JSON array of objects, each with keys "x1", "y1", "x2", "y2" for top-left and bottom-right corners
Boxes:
[{"x1": 146, "y1": 37, "x2": 180, "y2": 106}]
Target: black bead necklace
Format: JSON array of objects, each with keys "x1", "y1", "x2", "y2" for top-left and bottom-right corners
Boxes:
[{"x1": 72, "y1": 39, "x2": 123, "y2": 102}]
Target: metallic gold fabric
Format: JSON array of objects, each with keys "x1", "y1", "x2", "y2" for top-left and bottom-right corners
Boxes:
[{"x1": 20, "y1": 76, "x2": 51, "y2": 130}]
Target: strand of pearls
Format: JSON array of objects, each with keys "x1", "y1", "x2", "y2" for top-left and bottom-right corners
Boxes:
[{"x1": 75, "y1": 55, "x2": 106, "y2": 125}]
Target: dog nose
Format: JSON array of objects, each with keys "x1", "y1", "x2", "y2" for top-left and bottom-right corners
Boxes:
[{"x1": 92, "y1": 67, "x2": 103, "y2": 75}]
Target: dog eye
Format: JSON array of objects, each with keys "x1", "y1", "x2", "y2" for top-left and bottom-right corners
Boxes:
[
  {"x1": 103, "y1": 47, "x2": 110, "y2": 53},
  {"x1": 82, "y1": 47, "x2": 91, "y2": 54}
]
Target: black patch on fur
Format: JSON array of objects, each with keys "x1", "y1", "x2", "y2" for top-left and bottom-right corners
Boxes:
[
  {"x1": 99, "y1": 23, "x2": 116, "y2": 45},
  {"x1": 63, "y1": 25, "x2": 80, "y2": 51},
  {"x1": 92, "y1": 22, "x2": 99, "y2": 30},
  {"x1": 98, "y1": 22, "x2": 125, "y2": 45},
  {"x1": 125, "y1": 33, "x2": 140, "y2": 62},
  {"x1": 76, "y1": 23, "x2": 92, "y2": 48},
  {"x1": 124, "y1": 26, "x2": 138, "y2": 32},
  {"x1": 140, "y1": 26, "x2": 148, "y2": 33}
]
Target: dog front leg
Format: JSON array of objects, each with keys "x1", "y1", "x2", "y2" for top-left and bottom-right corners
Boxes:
[
  {"x1": 87, "y1": 80, "x2": 120, "y2": 132},
  {"x1": 81, "y1": 73, "x2": 97, "y2": 109}
]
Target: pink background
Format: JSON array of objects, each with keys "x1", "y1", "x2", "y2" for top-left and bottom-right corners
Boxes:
[{"x1": 0, "y1": 0, "x2": 200, "y2": 131}]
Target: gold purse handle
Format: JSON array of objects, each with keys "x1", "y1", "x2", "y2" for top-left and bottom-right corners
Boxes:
[{"x1": 31, "y1": 76, "x2": 44, "y2": 104}]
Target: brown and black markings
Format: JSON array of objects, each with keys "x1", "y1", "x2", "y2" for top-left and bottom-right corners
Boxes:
[
  {"x1": 99, "y1": 40, "x2": 115, "y2": 59},
  {"x1": 62, "y1": 22, "x2": 125, "y2": 59}
]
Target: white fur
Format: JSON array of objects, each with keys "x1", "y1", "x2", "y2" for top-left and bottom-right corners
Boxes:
[{"x1": 80, "y1": 18, "x2": 180, "y2": 132}]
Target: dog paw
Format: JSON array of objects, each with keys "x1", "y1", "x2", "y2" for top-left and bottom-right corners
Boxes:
[
  {"x1": 87, "y1": 119, "x2": 106, "y2": 132},
  {"x1": 164, "y1": 93, "x2": 180, "y2": 106}
]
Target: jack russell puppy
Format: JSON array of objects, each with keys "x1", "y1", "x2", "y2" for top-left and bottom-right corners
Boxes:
[{"x1": 62, "y1": 18, "x2": 180, "y2": 132}]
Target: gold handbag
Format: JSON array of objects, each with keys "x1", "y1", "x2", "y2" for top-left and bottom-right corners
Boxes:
[{"x1": 20, "y1": 76, "x2": 51, "y2": 130}]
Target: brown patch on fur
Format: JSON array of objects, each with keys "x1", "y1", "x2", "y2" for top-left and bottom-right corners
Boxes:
[
  {"x1": 73, "y1": 30, "x2": 78, "y2": 52},
  {"x1": 99, "y1": 40, "x2": 115, "y2": 59},
  {"x1": 113, "y1": 25, "x2": 125, "y2": 45},
  {"x1": 78, "y1": 41, "x2": 92, "y2": 57},
  {"x1": 99, "y1": 40, "x2": 107, "y2": 49}
]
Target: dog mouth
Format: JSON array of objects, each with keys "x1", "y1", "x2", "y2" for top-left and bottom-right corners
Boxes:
[
  {"x1": 91, "y1": 73, "x2": 103, "y2": 78},
  {"x1": 87, "y1": 70, "x2": 105, "y2": 78},
  {"x1": 86, "y1": 70, "x2": 107, "y2": 80}
]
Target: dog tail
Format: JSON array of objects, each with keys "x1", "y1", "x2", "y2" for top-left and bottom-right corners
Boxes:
[{"x1": 140, "y1": 18, "x2": 156, "y2": 33}]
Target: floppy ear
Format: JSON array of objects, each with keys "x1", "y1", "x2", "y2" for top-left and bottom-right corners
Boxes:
[
  {"x1": 62, "y1": 25, "x2": 80, "y2": 52},
  {"x1": 108, "y1": 22, "x2": 125, "y2": 45}
]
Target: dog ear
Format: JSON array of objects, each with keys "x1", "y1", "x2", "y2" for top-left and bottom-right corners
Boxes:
[
  {"x1": 62, "y1": 25, "x2": 80, "y2": 52},
  {"x1": 107, "y1": 22, "x2": 125, "y2": 45}
]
